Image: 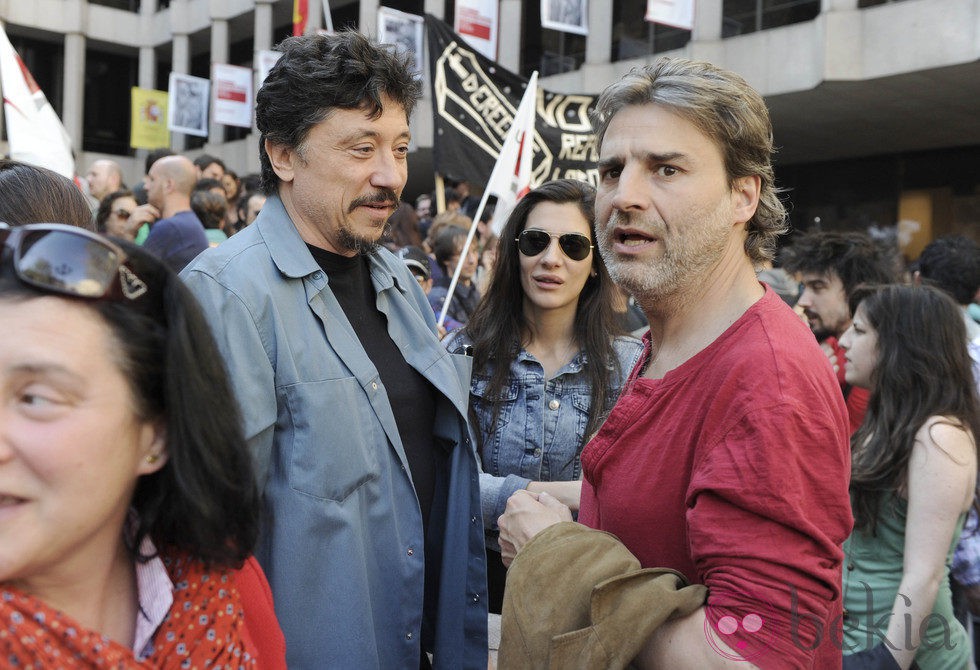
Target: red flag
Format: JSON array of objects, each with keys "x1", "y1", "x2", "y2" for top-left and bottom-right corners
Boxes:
[{"x1": 293, "y1": 0, "x2": 309, "y2": 36}]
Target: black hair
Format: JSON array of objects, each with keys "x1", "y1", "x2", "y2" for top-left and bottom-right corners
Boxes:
[
  {"x1": 463, "y1": 179, "x2": 625, "y2": 449},
  {"x1": 145, "y1": 148, "x2": 175, "y2": 175},
  {"x1": 255, "y1": 30, "x2": 422, "y2": 194},
  {"x1": 916, "y1": 235, "x2": 980, "y2": 306},
  {"x1": 95, "y1": 189, "x2": 135, "y2": 233},
  {"x1": 0, "y1": 239, "x2": 259, "y2": 566},
  {"x1": 848, "y1": 284, "x2": 980, "y2": 533},
  {"x1": 0, "y1": 159, "x2": 94, "y2": 230},
  {"x1": 194, "y1": 178, "x2": 224, "y2": 193},
  {"x1": 782, "y1": 231, "x2": 899, "y2": 299},
  {"x1": 193, "y1": 154, "x2": 226, "y2": 173}
]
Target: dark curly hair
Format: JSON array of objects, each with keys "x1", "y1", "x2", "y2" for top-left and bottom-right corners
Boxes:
[
  {"x1": 256, "y1": 30, "x2": 422, "y2": 194},
  {"x1": 915, "y1": 235, "x2": 980, "y2": 306}
]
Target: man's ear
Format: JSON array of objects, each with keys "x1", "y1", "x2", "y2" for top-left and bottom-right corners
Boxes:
[
  {"x1": 265, "y1": 140, "x2": 296, "y2": 184},
  {"x1": 731, "y1": 175, "x2": 761, "y2": 226}
]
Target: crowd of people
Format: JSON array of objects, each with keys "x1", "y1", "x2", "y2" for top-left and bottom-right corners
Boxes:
[{"x1": 2, "y1": 28, "x2": 979, "y2": 670}]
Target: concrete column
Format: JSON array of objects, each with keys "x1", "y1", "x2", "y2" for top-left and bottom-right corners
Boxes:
[
  {"x1": 498, "y1": 0, "x2": 522, "y2": 73},
  {"x1": 424, "y1": 0, "x2": 443, "y2": 20},
  {"x1": 253, "y1": 0, "x2": 274, "y2": 134},
  {"x1": 208, "y1": 18, "x2": 229, "y2": 145},
  {"x1": 360, "y1": 0, "x2": 379, "y2": 36},
  {"x1": 171, "y1": 33, "x2": 190, "y2": 152},
  {"x1": 585, "y1": 0, "x2": 612, "y2": 64},
  {"x1": 62, "y1": 32, "x2": 85, "y2": 153},
  {"x1": 823, "y1": 0, "x2": 858, "y2": 11},
  {"x1": 693, "y1": 0, "x2": 723, "y2": 42}
]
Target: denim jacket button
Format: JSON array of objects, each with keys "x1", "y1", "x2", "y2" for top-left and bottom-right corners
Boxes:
[
  {"x1": 548, "y1": 399, "x2": 560, "y2": 410},
  {"x1": 533, "y1": 448, "x2": 542, "y2": 457}
]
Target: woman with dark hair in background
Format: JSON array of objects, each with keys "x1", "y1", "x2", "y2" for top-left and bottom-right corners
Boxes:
[
  {"x1": 445, "y1": 179, "x2": 642, "y2": 612},
  {"x1": 0, "y1": 159, "x2": 93, "y2": 229},
  {"x1": 840, "y1": 284, "x2": 979, "y2": 670},
  {"x1": 0, "y1": 225, "x2": 285, "y2": 667},
  {"x1": 95, "y1": 189, "x2": 141, "y2": 241}
]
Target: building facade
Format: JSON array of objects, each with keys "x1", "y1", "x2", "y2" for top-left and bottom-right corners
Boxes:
[{"x1": 1, "y1": 0, "x2": 978, "y2": 252}]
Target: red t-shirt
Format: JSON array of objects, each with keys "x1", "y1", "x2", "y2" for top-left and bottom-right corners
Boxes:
[
  {"x1": 579, "y1": 288, "x2": 853, "y2": 669},
  {"x1": 823, "y1": 335, "x2": 870, "y2": 434}
]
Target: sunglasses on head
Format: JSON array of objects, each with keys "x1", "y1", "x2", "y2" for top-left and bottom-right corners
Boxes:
[
  {"x1": 0, "y1": 223, "x2": 147, "y2": 301},
  {"x1": 516, "y1": 228, "x2": 593, "y2": 262}
]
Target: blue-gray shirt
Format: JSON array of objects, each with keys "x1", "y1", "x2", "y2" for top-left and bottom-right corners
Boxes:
[
  {"x1": 445, "y1": 331, "x2": 642, "y2": 532},
  {"x1": 181, "y1": 195, "x2": 488, "y2": 669}
]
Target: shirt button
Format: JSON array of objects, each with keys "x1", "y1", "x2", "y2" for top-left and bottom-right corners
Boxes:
[
  {"x1": 312, "y1": 271, "x2": 323, "y2": 280},
  {"x1": 548, "y1": 399, "x2": 560, "y2": 410},
  {"x1": 471, "y1": 516, "x2": 478, "y2": 523},
  {"x1": 406, "y1": 632, "x2": 413, "y2": 640},
  {"x1": 371, "y1": 382, "x2": 378, "y2": 390},
  {"x1": 407, "y1": 547, "x2": 414, "y2": 556},
  {"x1": 472, "y1": 593, "x2": 480, "y2": 602},
  {"x1": 533, "y1": 448, "x2": 542, "y2": 457}
]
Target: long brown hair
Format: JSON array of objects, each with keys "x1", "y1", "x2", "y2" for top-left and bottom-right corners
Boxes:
[{"x1": 849, "y1": 284, "x2": 980, "y2": 533}]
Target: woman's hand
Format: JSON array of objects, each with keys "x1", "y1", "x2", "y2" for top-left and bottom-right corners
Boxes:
[{"x1": 497, "y1": 490, "x2": 572, "y2": 566}]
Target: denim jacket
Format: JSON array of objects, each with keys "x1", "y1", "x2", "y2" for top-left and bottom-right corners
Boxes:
[{"x1": 445, "y1": 331, "x2": 642, "y2": 534}]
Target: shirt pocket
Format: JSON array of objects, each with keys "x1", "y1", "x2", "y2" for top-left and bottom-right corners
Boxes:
[
  {"x1": 470, "y1": 375, "x2": 519, "y2": 467},
  {"x1": 282, "y1": 378, "x2": 380, "y2": 502}
]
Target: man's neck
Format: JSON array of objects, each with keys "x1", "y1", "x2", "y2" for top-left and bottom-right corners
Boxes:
[
  {"x1": 161, "y1": 197, "x2": 191, "y2": 220},
  {"x1": 640, "y1": 256, "x2": 764, "y2": 380}
]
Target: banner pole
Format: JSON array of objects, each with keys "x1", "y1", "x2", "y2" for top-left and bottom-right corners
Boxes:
[{"x1": 434, "y1": 173, "x2": 446, "y2": 215}]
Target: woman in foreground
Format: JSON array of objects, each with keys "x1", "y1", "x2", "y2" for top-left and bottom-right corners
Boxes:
[
  {"x1": 446, "y1": 179, "x2": 641, "y2": 612},
  {"x1": 840, "y1": 284, "x2": 978, "y2": 670},
  {"x1": 0, "y1": 224, "x2": 284, "y2": 667}
]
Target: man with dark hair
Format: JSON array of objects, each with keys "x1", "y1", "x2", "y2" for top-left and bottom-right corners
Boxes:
[
  {"x1": 782, "y1": 231, "x2": 898, "y2": 432},
  {"x1": 498, "y1": 58, "x2": 851, "y2": 668},
  {"x1": 182, "y1": 31, "x2": 487, "y2": 669},
  {"x1": 192, "y1": 153, "x2": 226, "y2": 181},
  {"x1": 915, "y1": 235, "x2": 980, "y2": 341}
]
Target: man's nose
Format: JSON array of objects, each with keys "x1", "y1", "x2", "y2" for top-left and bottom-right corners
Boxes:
[{"x1": 609, "y1": 164, "x2": 650, "y2": 213}]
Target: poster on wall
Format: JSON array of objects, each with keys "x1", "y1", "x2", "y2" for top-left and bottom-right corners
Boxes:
[
  {"x1": 130, "y1": 87, "x2": 170, "y2": 149},
  {"x1": 541, "y1": 0, "x2": 588, "y2": 35},
  {"x1": 378, "y1": 7, "x2": 424, "y2": 76},
  {"x1": 167, "y1": 72, "x2": 210, "y2": 137},
  {"x1": 453, "y1": 0, "x2": 498, "y2": 61},
  {"x1": 645, "y1": 0, "x2": 695, "y2": 30},
  {"x1": 212, "y1": 64, "x2": 253, "y2": 128}
]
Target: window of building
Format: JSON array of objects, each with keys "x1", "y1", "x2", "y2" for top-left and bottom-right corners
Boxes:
[
  {"x1": 522, "y1": 1, "x2": 586, "y2": 77},
  {"x1": 83, "y1": 48, "x2": 138, "y2": 155},
  {"x1": 88, "y1": 0, "x2": 139, "y2": 10},
  {"x1": 613, "y1": 0, "x2": 691, "y2": 62},
  {"x1": 722, "y1": 0, "x2": 820, "y2": 38}
]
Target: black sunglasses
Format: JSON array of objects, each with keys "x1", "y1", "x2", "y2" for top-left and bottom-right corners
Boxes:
[
  {"x1": 0, "y1": 222, "x2": 147, "y2": 301},
  {"x1": 516, "y1": 229, "x2": 593, "y2": 262}
]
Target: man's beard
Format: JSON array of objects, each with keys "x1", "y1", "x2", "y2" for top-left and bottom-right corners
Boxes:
[
  {"x1": 337, "y1": 187, "x2": 397, "y2": 255},
  {"x1": 597, "y1": 208, "x2": 730, "y2": 303}
]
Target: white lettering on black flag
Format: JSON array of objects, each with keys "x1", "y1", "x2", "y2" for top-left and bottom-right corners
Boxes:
[{"x1": 424, "y1": 14, "x2": 600, "y2": 189}]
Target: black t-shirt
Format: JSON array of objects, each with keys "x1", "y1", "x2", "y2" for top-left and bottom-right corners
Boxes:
[{"x1": 308, "y1": 245, "x2": 439, "y2": 530}]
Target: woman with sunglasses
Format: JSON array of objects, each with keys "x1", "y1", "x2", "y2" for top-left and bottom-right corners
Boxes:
[
  {"x1": 839, "y1": 284, "x2": 978, "y2": 670},
  {"x1": 95, "y1": 189, "x2": 140, "y2": 240},
  {"x1": 0, "y1": 224, "x2": 285, "y2": 668},
  {"x1": 445, "y1": 179, "x2": 642, "y2": 612}
]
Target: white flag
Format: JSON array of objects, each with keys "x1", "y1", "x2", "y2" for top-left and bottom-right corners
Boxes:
[
  {"x1": 437, "y1": 72, "x2": 538, "y2": 328},
  {"x1": 485, "y1": 71, "x2": 538, "y2": 237},
  {"x1": 0, "y1": 24, "x2": 75, "y2": 179}
]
